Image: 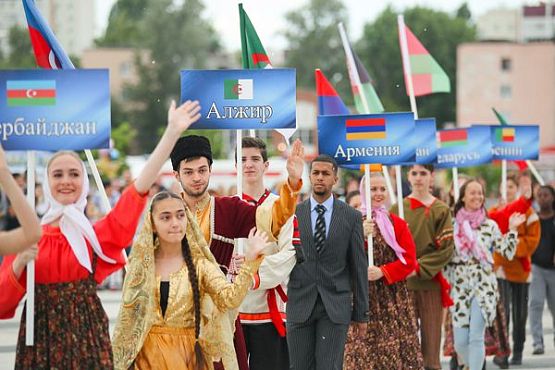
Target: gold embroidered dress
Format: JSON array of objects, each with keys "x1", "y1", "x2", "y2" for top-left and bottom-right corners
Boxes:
[{"x1": 112, "y1": 207, "x2": 262, "y2": 370}]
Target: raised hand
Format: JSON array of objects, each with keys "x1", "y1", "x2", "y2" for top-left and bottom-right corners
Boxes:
[
  {"x1": 286, "y1": 139, "x2": 305, "y2": 186},
  {"x1": 508, "y1": 212, "x2": 526, "y2": 230},
  {"x1": 0, "y1": 142, "x2": 8, "y2": 169},
  {"x1": 167, "y1": 100, "x2": 201, "y2": 134},
  {"x1": 245, "y1": 227, "x2": 269, "y2": 261}
]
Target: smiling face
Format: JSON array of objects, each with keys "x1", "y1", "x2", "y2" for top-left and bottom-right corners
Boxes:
[
  {"x1": 47, "y1": 153, "x2": 84, "y2": 205},
  {"x1": 151, "y1": 197, "x2": 188, "y2": 245},
  {"x1": 462, "y1": 180, "x2": 485, "y2": 212},
  {"x1": 369, "y1": 175, "x2": 388, "y2": 208}
]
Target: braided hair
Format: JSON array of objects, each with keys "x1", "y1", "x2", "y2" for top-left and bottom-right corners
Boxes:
[
  {"x1": 181, "y1": 236, "x2": 204, "y2": 370},
  {"x1": 151, "y1": 191, "x2": 204, "y2": 370}
]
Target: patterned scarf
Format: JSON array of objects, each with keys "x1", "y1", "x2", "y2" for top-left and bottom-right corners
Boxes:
[{"x1": 455, "y1": 207, "x2": 488, "y2": 263}]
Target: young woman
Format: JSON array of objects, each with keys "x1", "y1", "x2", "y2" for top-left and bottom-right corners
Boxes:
[
  {"x1": 0, "y1": 143, "x2": 42, "y2": 256},
  {"x1": 446, "y1": 179, "x2": 525, "y2": 370},
  {"x1": 343, "y1": 173, "x2": 424, "y2": 370},
  {"x1": 490, "y1": 174, "x2": 540, "y2": 366},
  {"x1": 112, "y1": 191, "x2": 266, "y2": 370},
  {"x1": 0, "y1": 100, "x2": 201, "y2": 369}
]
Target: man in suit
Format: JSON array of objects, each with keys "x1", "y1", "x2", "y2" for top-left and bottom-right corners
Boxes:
[{"x1": 287, "y1": 154, "x2": 368, "y2": 370}]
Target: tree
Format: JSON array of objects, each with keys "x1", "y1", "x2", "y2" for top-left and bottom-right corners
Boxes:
[
  {"x1": 0, "y1": 26, "x2": 37, "y2": 69},
  {"x1": 97, "y1": 0, "x2": 222, "y2": 153},
  {"x1": 283, "y1": 0, "x2": 352, "y2": 104},
  {"x1": 95, "y1": 0, "x2": 148, "y2": 47},
  {"x1": 356, "y1": 6, "x2": 476, "y2": 126},
  {"x1": 456, "y1": 3, "x2": 472, "y2": 21}
]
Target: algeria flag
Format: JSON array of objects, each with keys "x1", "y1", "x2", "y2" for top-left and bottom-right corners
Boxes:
[
  {"x1": 224, "y1": 79, "x2": 253, "y2": 100},
  {"x1": 239, "y1": 3, "x2": 296, "y2": 141}
]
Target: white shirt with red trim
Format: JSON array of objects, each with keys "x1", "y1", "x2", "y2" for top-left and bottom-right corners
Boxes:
[{"x1": 236, "y1": 192, "x2": 296, "y2": 325}]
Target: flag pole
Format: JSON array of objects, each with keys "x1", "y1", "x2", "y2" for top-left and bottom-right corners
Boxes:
[
  {"x1": 453, "y1": 166, "x2": 460, "y2": 202},
  {"x1": 337, "y1": 22, "x2": 396, "y2": 205},
  {"x1": 236, "y1": 130, "x2": 244, "y2": 255},
  {"x1": 501, "y1": 159, "x2": 507, "y2": 202},
  {"x1": 364, "y1": 165, "x2": 373, "y2": 266},
  {"x1": 526, "y1": 160, "x2": 545, "y2": 186},
  {"x1": 396, "y1": 14, "x2": 425, "y2": 218},
  {"x1": 25, "y1": 151, "x2": 36, "y2": 346}
]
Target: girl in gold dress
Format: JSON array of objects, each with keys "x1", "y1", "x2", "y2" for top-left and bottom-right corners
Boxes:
[{"x1": 112, "y1": 191, "x2": 268, "y2": 370}]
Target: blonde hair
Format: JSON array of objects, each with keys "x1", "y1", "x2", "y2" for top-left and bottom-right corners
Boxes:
[{"x1": 47, "y1": 151, "x2": 83, "y2": 173}]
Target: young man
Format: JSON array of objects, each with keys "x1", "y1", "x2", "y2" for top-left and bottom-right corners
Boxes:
[
  {"x1": 287, "y1": 155, "x2": 368, "y2": 370},
  {"x1": 170, "y1": 135, "x2": 304, "y2": 370},
  {"x1": 233, "y1": 137, "x2": 300, "y2": 370},
  {"x1": 390, "y1": 164, "x2": 454, "y2": 370}
]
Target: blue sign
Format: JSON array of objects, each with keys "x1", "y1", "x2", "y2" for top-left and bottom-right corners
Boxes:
[
  {"x1": 483, "y1": 124, "x2": 539, "y2": 161},
  {"x1": 317, "y1": 112, "x2": 416, "y2": 165},
  {"x1": 0, "y1": 69, "x2": 110, "y2": 151},
  {"x1": 435, "y1": 126, "x2": 492, "y2": 168},
  {"x1": 180, "y1": 69, "x2": 296, "y2": 130},
  {"x1": 400, "y1": 118, "x2": 437, "y2": 165}
]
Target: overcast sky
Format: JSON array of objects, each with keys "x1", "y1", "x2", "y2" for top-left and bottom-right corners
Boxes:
[{"x1": 96, "y1": 0, "x2": 532, "y2": 50}]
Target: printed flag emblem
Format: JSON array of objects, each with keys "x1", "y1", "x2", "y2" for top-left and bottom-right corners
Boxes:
[
  {"x1": 224, "y1": 79, "x2": 253, "y2": 100},
  {"x1": 495, "y1": 127, "x2": 515, "y2": 142},
  {"x1": 345, "y1": 117, "x2": 386, "y2": 140},
  {"x1": 438, "y1": 129, "x2": 468, "y2": 148},
  {"x1": 6, "y1": 80, "x2": 56, "y2": 106}
]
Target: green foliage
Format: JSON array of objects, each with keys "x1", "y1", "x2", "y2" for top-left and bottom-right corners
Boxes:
[
  {"x1": 0, "y1": 26, "x2": 36, "y2": 69},
  {"x1": 283, "y1": 0, "x2": 353, "y2": 105},
  {"x1": 111, "y1": 121, "x2": 137, "y2": 155},
  {"x1": 111, "y1": 0, "x2": 221, "y2": 153},
  {"x1": 95, "y1": 0, "x2": 149, "y2": 47},
  {"x1": 356, "y1": 6, "x2": 476, "y2": 126}
]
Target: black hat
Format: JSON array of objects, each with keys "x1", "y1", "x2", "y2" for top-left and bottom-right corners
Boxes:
[{"x1": 170, "y1": 135, "x2": 213, "y2": 171}]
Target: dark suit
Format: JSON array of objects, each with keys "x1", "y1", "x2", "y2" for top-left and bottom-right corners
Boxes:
[{"x1": 286, "y1": 197, "x2": 368, "y2": 370}]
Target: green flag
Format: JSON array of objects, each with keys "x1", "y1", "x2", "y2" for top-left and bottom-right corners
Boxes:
[{"x1": 239, "y1": 3, "x2": 271, "y2": 69}]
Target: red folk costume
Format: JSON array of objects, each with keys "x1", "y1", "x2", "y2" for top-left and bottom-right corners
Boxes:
[
  {"x1": 0, "y1": 182, "x2": 147, "y2": 369},
  {"x1": 344, "y1": 210, "x2": 424, "y2": 369}
]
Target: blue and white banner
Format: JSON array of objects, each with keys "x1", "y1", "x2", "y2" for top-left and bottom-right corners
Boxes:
[
  {"x1": 0, "y1": 69, "x2": 110, "y2": 151},
  {"x1": 484, "y1": 124, "x2": 539, "y2": 161},
  {"x1": 400, "y1": 117, "x2": 437, "y2": 165},
  {"x1": 180, "y1": 69, "x2": 296, "y2": 130},
  {"x1": 435, "y1": 126, "x2": 492, "y2": 168},
  {"x1": 317, "y1": 112, "x2": 416, "y2": 165}
]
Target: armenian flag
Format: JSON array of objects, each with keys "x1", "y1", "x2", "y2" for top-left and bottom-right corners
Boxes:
[
  {"x1": 438, "y1": 129, "x2": 467, "y2": 148},
  {"x1": 346, "y1": 117, "x2": 386, "y2": 141}
]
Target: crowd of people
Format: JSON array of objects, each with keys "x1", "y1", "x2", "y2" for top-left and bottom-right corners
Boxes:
[{"x1": 0, "y1": 100, "x2": 554, "y2": 370}]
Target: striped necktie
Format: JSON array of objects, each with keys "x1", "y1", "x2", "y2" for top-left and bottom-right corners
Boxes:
[{"x1": 314, "y1": 204, "x2": 326, "y2": 253}]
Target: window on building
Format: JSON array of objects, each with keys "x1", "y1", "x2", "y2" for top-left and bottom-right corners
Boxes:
[
  {"x1": 501, "y1": 58, "x2": 511, "y2": 71},
  {"x1": 500, "y1": 84, "x2": 512, "y2": 99},
  {"x1": 120, "y1": 62, "x2": 131, "y2": 77}
]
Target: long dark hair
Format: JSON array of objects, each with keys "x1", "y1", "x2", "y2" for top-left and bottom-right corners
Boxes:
[
  {"x1": 150, "y1": 191, "x2": 204, "y2": 370},
  {"x1": 453, "y1": 179, "x2": 487, "y2": 216}
]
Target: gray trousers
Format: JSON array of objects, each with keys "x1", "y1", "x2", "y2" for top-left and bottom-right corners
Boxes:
[
  {"x1": 287, "y1": 295, "x2": 349, "y2": 370},
  {"x1": 529, "y1": 264, "x2": 555, "y2": 346}
]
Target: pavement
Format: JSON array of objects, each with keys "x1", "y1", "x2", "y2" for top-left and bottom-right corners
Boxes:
[{"x1": 1, "y1": 290, "x2": 554, "y2": 369}]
